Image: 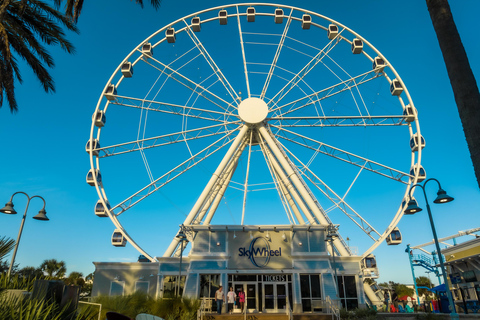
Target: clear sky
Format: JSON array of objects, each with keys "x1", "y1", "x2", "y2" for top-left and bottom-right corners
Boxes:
[{"x1": 1, "y1": 0, "x2": 479, "y2": 286}]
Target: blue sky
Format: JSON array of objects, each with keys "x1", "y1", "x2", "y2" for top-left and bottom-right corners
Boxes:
[{"x1": 1, "y1": 0, "x2": 479, "y2": 286}]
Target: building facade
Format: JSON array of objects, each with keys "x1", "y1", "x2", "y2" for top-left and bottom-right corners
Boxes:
[{"x1": 92, "y1": 225, "x2": 366, "y2": 313}]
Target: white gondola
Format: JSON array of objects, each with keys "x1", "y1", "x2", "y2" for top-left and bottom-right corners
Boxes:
[
  {"x1": 363, "y1": 254, "x2": 377, "y2": 269},
  {"x1": 247, "y1": 7, "x2": 255, "y2": 22},
  {"x1": 94, "y1": 200, "x2": 111, "y2": 217},
  {"x1": 302, "y1": 14, "x2": 311, "y2": 29},
  {"x1": 410, "y1": 134, "x2": 426, "y2": 152},
  {"x1": 351, "y1": 38, "x2": 363, "y2": 54},
  {"x1": 372, "y1": 56, "x2": 385, "y2": 74},
  {"x1": 104, "y1": 84, "x2": 117, "y2": 101},
  {"x1": 121, "y1": 62, "x2": 133, "y2": 78},
  {"x1": 403, "y1": 104, "x2": 417, "y2": 123},
  {"x1": 142, "y1": 42, "x2": 153, "y2": 58},
  {"x1": 219, "y1": 9, "x2": 228, "y2": 25},
  {"x1": 93, "y1": 110, "x2": 106, "y2": 127},
  {"x1": 390, "y1": 79, "x2": 403, "y2": 96},
  {"x1": 191, "y1": 17, "x2": 201, "y2": 32},
  {"x1": 386, "y1": 227, "x2": 402, "y2": 245},
  {"x1": 274, "y1": 8, "x2": 283, "y2": 24},
  {"x1": 138, "y1": 255, "x2": 149, "y2": 262},
  {"x1": 327, "y1": 24, "x2": 338, "y2": 40},
  {"x1": 410, "y1": 164, "x2": 426, "y2": 182},
  {"x1": 86, "y1": 169, "x2": 102, "y2": 186},
  {"x1": 112, "y1": 229, "x2": 127, "y2": 247},
  {"x1": 166, "y1": 28, "x2": 176, "y2": 43},
  {"x1": 85, "y1": 139, "x2": 100, "y2": 156}
]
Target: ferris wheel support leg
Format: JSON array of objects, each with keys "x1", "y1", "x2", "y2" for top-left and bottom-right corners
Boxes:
[
  {"x1": 263, "y1": 144, "x2": 307, "y2": 225},
  {"x1": 259, "y1": 125, "x2": 350, "y2": 256},
  {"x1": 163, "y1": 125, "x2": 249, "y2": 257},
  {"x1": 197, "y1": 140, "x2": 246, "y2": 224}
]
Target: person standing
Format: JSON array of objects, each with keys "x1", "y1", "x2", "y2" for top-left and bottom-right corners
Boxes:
[
  {"x1": 238, "y1": 287, "x2": 246, "y2": 313},
  {"x1": 215, "y1": 286, "x2": 225, "y2": 314},
  {"x1": 384, "y1": 290, "x2": 390, "y2": 312},
  {"x1": 392, "y1": 290, "x2": 399, "y2": 312},
  {"x1": 227, "y1": 287, "x2": 237, "y2": 314}
]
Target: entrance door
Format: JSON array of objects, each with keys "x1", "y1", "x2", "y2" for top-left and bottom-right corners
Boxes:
[
  {"x1": 234, "y1": 283, "x2": 258, "y2": 312},
  {"x1": 263, "y1": 283, "x2": 287, "y2": 312}
]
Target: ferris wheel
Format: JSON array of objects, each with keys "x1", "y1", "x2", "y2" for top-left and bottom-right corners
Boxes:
[{"x1": 87, "y1": 3, "x2": 424, "y2": 263}]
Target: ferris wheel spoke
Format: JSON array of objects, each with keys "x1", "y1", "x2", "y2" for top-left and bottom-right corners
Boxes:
[
  {"x1": 143, "y1": 55, "x2": 236, "y2": 113},
  {"x1": 260, "y1": 8, "x2": 293, "y2": 100},
  {"x1": 271, "y1": 69, "x2": 381, "y2": 117},
  {"x1": 272, "y1": 125, "x2": 412, "y2": 183},
  {"x1": 97, "y1": 121, "x2": 240, "y2": 158},
  {"x1": 236, "y1": 6, "x2": 251, "y2": 98},
  {"x1": 183, "y1": 21, "x2": 240, "y2": 104},
  {"x1": 269, "y1": 115, "x2": 407, "y2": 127},
  {"x1": 267, "y1": 34, "x2": 342, "y2": 110},
  {"x1": 280, "y1": 142, "x2": 381, "y2": 240},
  {"x1": 110, "y1": 95, "x2": 238, "y2": 123},
  {"x1": 110, "y1": 129, "x2": 239, "y2": 216}
]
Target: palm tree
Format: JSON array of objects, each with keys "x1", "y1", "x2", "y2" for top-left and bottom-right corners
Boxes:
[
  {"x1": 53, "y1": 0, "x2": 162, "y2": 22},
  {"x1": 40, "y1": 258, "x2": 67, "y2": 279},
  {"x1": 65, "y1": 271, "x2": 84, "y2": 286},
  {"x1": 0, "y1": 0, "x2": 78, "y2": 112},
  {"x1": 426, "y1": 0, "x2": 480, "y2": 189}
]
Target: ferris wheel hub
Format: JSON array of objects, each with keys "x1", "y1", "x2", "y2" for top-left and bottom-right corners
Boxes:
[{"x1": 238, "y1": 97, "x2": 268, "y2": 125}]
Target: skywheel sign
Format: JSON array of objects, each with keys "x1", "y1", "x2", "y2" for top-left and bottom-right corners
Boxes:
[{"x1": 238, "y1": 237, "x2": 283, "y2": 267}]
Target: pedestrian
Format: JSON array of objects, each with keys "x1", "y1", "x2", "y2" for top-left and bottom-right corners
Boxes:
[
  {"x1": 384, "y1": 290, "x2": 389, "y2": 312},
  {"x1": 238, "y1": 287, "x2": 246, "y2": 313},
  {"x1": 227, "y1": 287, "x2": 237, "y2": 314},
  {"x1": 215, "y1": 285, "x2": 225, "y2": 314},
  {"x1": 392, "y1": 290, "x2": 399, "y2": 312}
]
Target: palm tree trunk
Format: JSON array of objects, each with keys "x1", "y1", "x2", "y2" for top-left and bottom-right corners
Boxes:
[{"x1": 426, "y1": 0, "x2": 480, "y2": 189}]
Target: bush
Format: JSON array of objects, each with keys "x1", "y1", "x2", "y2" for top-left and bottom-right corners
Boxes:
[{"x1": 339, "y1": 307, "x2": 377, "y2": 320}]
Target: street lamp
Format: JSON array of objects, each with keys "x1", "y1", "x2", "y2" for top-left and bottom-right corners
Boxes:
[
  {"x1": 326, "y1": 224, "x2": 339, "y2": 298},
  {"x1": 0, "y1": 192, "x2": 48, "y2": 277},
  {"x1": 405, "y1": 178, "x2": 458, "y2": 319},
  {"x1": 176, "y1": 224, "x2": 187, "y2": 297}
]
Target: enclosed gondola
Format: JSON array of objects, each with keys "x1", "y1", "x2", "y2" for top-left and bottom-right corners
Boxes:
[
  {"x1": 191, "y1": 17, "x2": 201, "y2": 32},
  {"x1": 410, "y1": 134, "x2": 426, "y2": 152},
  {"x1": 112, "y1": 229, "x2": 127, "y2": 247},
  {"x1": 274, "y1": 8, "x2": 283, "y2": 24},
  {"x1": 403, "y1": 104, "x2": 416, "y2": 123},
  {"x1": 85, "y1": 139, "x2": 100, "y2": 157},
  {"x1": 351, "y1": 38, "x2": 363, "y2": 54},
  {"x1": 302, "y1": 14, "x2": 311, "y2": 29},
  {"x1": 327, "y1": 24, "x2": 338, "y2": 40},
  {"x1": 410, "y1": 164, "x2": 426, "y2": 182},
  {"x1": 93, "y1": 110, "x2": 106, "y2": 127},
  {"x1": 166, "y1": 28, "x2": 176, "y2": 43},
  {"x1": 86, "y1": 169, "x2": 102, "y2": 186},
  {"x1": 95, "y1": 200, "x2": 111, "y2": 217},
  {"x1": 121, "y1": 62, "x2": 133, "y2": 78},
  {"x1": 247, "y1": 7, "x2": 255, "y2": 22},
  {"x1": 142, "y1": 43, "x2": 153, "y2": 58},
  {"x1": 104, "y1": 84, "x2": 117, "y2": 101},
  {"x1": 372, "y1": 57, "x2": 385, "y2": 73},
  {"x1": 363, "y1": 254, "x2": 377, "y2": 269},
  {"x1": 219, "y1": 10, "x2": 228, "y2": 25},
  {"x1": 390, "y1": 79, "x2": 403, "y2": 96},
  {"x1": 386, "y1": 227, "x2": 402, "y2": 245}
]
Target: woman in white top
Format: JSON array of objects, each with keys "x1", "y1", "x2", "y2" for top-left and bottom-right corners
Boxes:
[{"x1": 227, "y1": 287, "x2": 237, "y2": 314}]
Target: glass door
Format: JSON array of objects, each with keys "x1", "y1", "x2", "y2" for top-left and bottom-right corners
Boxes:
[
  {"x1": 263, "y1": 283, "x2": 287, "y2": 312},
  {"x1": 246, "y1": 283, "x2": 257, "y2": 312}
]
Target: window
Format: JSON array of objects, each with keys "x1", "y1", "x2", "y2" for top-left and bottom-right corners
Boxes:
[
  {"x1": 163, "y1": 275, "x2": 185, "y2": 298},
  {"x1": 300, "y1": 274, "x2": 322, "y2": 312},
  {"x1": 199, "y1": 274, "x2": 221, "y2": 312},
  {"x1": 110, "y1": 281, "x2": 125, "y2": 296},
  {"x1": 135, "y1": 281, "x2": 149, "y2": 294},
  {"x1": 337, "y1": 276, "x2": 358, "y2": 310}
]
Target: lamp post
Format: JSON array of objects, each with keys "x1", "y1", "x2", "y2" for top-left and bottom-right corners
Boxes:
[
  {"x1": 326, "y1": 224, "x2": 339, "y2": 298},
  {"x1": 405, "y1": 178, "x2": 458, "y2": 319},
  {"x1": 176, "y1": 224, "x2": 187, "y2": 297},
  {"x1": 0, "y1": 192, "x2": 48, "y2": 277}
]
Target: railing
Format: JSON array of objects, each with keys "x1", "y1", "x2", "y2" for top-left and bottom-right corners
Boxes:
[
  {"x1": 325, "y1": 297, "x2": 340, "y2": 320},
  {"x1": 78, "y1": 301, "x2": 102, "y2": 320},
  {"x1": 286, "y1": 296, "x2": 293, "y2": 320}
]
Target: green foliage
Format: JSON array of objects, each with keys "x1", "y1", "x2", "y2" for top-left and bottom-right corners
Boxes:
[
  {"x1": 0, "y1": 294, "x2": 74, "y2": 320},
  {"x1": 339, "y1": 307, "x2": 377, "y2": 320},
  {"x1": 93, "y1": 292, "x2": 200, "y2": 320},
  {"x1": 0, "y1": 273, "x2": 39, "y2": 291},
  {"x1": 40, "y1": 259, "x2": 67, "y2": 279},
  {"x1": 416, "y1": 276, "x2": 434, "y2": 298}
]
